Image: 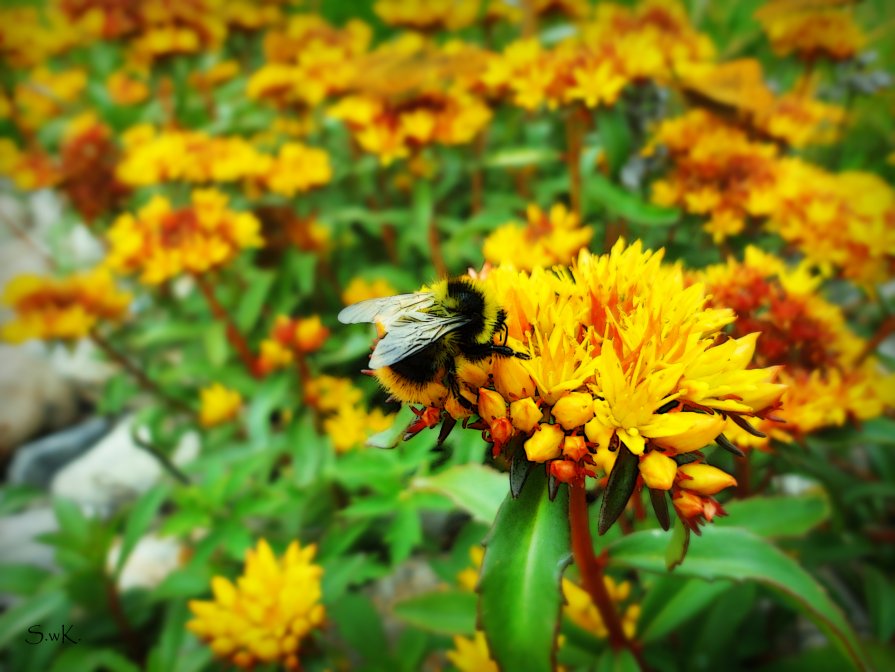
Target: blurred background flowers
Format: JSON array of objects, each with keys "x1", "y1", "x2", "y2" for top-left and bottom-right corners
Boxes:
[{"x1": 0, "y1": 1, "x2": 893, "y2": 671}]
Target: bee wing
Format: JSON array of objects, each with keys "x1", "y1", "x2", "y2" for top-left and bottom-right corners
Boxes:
[
  {"x1": 337, "y1": 293, "x2": 435, "y2": 326},
  {"x1": 369, "y1": 311, "x2": 471, "y2": 369}
]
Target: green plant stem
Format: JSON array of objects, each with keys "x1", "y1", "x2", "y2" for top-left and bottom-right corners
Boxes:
[
  {"x1": 569, "y1": 482, "x2": 646, "y2": 668},
  {"x1": 131, "y1": 430, "x2": 191, "y2": 485},
  {"x1": 104, "y1": 577, "x2": 142, "y2": 661},
  {"x1": 565, "y1": 108, "x2": 584, "y2": 222},
  {"x1": 89, "y1": 329, "x2": 194, "y2": 416},
  {"x1": 194, "y1": 274, "x2": 259, "y2": 378}
]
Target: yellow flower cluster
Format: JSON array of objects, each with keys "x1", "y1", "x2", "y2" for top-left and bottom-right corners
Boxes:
[
  {"x1": 649, "y1": 109, "x2": 780, "y2": 242},
  {"x1": 199, "y1": 383, "x2": 243, "y2": 428},
  {"x1": 768, "y1": 160, "x2": 895, "y2": 289},
  {"x1": 127, "y1": 0, "x2": 227, "y2": 64},
  {"x1": 341, "y1": 277, "x2": 398, "y2": 307},
  {"x1": 247, "y1": 15, "x2": 371, "y2": 109},
  {"x1": 257, "y1": 315, "x2": 330, "y2": 376},
  {"x1": 106, "y1": 69, "x2": 151, "y2": 106},
  {"x1": 117, "y1": 126, "x2": 332, "y2": 195},
  {"x1": 482, "y1": 0, "x2": 712, "y2": 110},
  {"x1": 304, "y1": 376, "x2": 395, "y2": 453},
  {"x1": 374, "y1": 0, "x2": 481, "y2": 31},
  {"x1": 188, "y1": 539, "x2": 325, "y2": 671},
  {"x1": 13, "y1": 67, "x2": 88, "y2": 133},
  {"x1": 106, "y1": 189, "x2": 263, "y2": 284},
  {"x1": 755, "y1": 0, "x2": 865, "y2": 61},
  {"x1": 0, "y1": 139, "x2": 60, "y2": 191},
  {"x1": 483, "y1": 203, "x2": 593, "y2": 271},
  {"x1": 700, "y1": 247, "x2": 895, "y2": 448},
  {"x1": 678, "y1": 59, "x2": 844, "y2": 147},
  {"x1": 0, "y1": 5, "x2": 101, "y2": 68},
  {"x1": 381, "y1": 241, "x2": 783, "y2": 530},
  {"x1": 1, "y1": 268, "x2": 131, "y2": 343}
]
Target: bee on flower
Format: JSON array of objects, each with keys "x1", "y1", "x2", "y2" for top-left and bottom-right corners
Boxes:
[{"x1": 343, "y1": 241, "x2": 784, "y2": 533}]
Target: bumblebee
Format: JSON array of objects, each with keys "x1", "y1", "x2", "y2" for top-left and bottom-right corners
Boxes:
[{"x1": 338, "y1": 278, "x2": 529, "y2": 406}]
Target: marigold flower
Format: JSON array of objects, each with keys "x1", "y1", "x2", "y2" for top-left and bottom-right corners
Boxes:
[
  {"x1": 755, "y1": 0, "x2": 865, "y2": 61},
  {"x1": 0, "y1": 139, "x2": 60, "y2": 191},
  {"x1": 107, "y1": 69, "x2": 151, "y2": 105},
  {"x1": 187, "y1": 539, "x2": 324, "y2": 670},
  {"x1": 14, "y1": 67, "x2": 87, "y2": 133},
  {"x1": 106, "y1": 189, "x2": 263, "y2": 284},
  {"x1": 199, "y1": 383, "x2": 242, "y2": 428},
  {"x1": 1, "y1": 268, "x2": 131, "y2": 343}
]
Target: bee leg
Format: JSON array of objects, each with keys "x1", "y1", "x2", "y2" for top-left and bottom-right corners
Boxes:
[
  {"x1": 444, "y1": 360, "x2": 477, "y2": 411},
  {"x1": 489, "y1": 344, "x2": 531, "y2": 361}
]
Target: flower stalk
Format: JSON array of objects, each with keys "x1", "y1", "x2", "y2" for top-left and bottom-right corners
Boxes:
[
  {"x1": 569, "y1": 482, "x2": 643, "y2": 664},
  {"x1": 194, "y1": 274, "x2": 260, "y2": 378}
]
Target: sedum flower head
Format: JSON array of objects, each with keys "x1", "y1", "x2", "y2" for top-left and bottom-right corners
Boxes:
[
  {"x1": 187, "y1": 539, "x2": 325, "y2": 670},
  {"x1": 1, "y1": 268, "x2": 130, "y2": 343},
  {"x1": 378, "y1": 240, "x2": 783, "y2": 532},
  {"x1": 699, "y1": 247, "x2": 895, "y2": 447},
  {"x1": 106, "y1": 189, "x2": 263, "y2": 284}
]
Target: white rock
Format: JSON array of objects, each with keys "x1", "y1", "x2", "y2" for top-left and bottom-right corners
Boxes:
[
  {"x1": 51, "y1": 416, "x2": 199, "y2": 516},
  {"x1": 0, "y1": 345, "x2": 78, "y2": 460},
  {"x1": 107, "y1": 534, "x2": 186, "y2": 592}
]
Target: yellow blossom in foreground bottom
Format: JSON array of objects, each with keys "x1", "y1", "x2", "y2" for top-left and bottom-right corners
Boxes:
[
  {"x1": 1, "y1": 268, "x2": 131, "y2": 343},
  {"x1": 199, "y1": 384, "x2": 242, "y2": 428},
  {"x1": 447, "y1": 631, "x2": 499, "y2": 672},
  {"x1": 187, "y1": 539, "x2": 325, "y2": 670}
]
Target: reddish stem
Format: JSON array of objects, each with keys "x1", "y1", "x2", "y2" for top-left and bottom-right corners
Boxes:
[
  {"x1": 194, "y1": 274, "x2": 260, "y2": 378},
  {"x1": 569, "y1": 482, "x2": 644, "y2": 667}
]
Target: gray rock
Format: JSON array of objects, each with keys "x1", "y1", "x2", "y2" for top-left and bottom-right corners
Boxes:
[
  {"x1": 8, "y1": 417, "x2": 113, "y2": 488},
  {"x1": 50, "y1": 416, "x2": 199, "y2": 516}
]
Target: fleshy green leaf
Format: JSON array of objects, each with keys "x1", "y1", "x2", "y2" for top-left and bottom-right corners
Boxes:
[
  {"x1": 479, "y1": 466, "x2": 571, "y2": 672},
  {"x1": 638, "y1": 577, "x2": 733, "y2": 643},
  {"x1": 716, "y1": 493, "x2": 830, "y2": 538},
  {"x1": 0, "y1": 591, "x2": 68, "y2": 650},
  {"x1": 608, "y1": 526, "x2": 871, "y2": 670},
  {"x1": 410, "y1": 464, "x2": 507, "y2": 524},
  {"x1": 236, "y1": 270, "x2": 275, "y2": 331},
  {"x1": 393, "y1": 590, "x2": 477, "y2": 635},
  {"x1": 116, "y1": 484, "x2": 170, "y2": 575}
]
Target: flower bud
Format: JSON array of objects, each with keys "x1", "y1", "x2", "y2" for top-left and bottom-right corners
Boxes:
[
  {"x1": 524, "y1": 423, "x2": 564, "y2": 462},
  {"x1": 294, "y1": 316, "x2": 329, "y2": 353},
  {"x1": 492, "y1": 354, "x2": 536, "y2": 401},
  {"x1": 510, "y1": 397, "x2": 541, "y2": 434},
  {"x1": 552, "y1": 392, "x2": 596, "y2": 430},
  {"x1": 457, "y1": 360, "x2": 489, "y2": 390},
  {"x1": 639, "y1": 451, "x2": 677, "y2": 490},
  {"x1": 562, "y1": 435, "x2": 588, "y2": 461},
  {"x1": 584, "y1": 418, "x2": 614, "y2": 448},
  {"x1": 549, "y1": 459, "x2": 579, "y2": 483},
  {"x1": 678, "y1": 464, "x2": 737, "y2": 495},
  {"x1": 478, "y1": 388, "x2": 507, "y2": 424},
  {"x1": 671, "y1": 490, "x2": 704, "y2": 519},
  {"x1": 490, "y1": 417, "x2": 514, "y2": 446},
  {"x1": 592, "y1": 446, "x2": 618, "y2": 475}
]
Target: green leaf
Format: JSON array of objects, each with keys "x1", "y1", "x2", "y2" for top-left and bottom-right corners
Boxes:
[
  {"x1": 608, "y1": 527, "x2": 871, "y2": 670},
  {"x1": 236, "y1": 270, "x2": 275, "y2": 332},
  {"x1": 586, "y1": 174, "x2": 679, "y2": 226},
  {"x1": 596, "y1": 106, "x2": 632, "y2": 177},
  {"x1": 328, "y1": 593, "x2": 393, "y2": 669},
  {"x1": 665, "y1": 516, "x2": 690, "y2": 570},
  {"x1": 596, "y1": 648, "x2": 640, "y2": 672},
  {"x1": 0, "y1": 590, "x2": 67, "y2": 650},
  {"x1": 479, "y1": 466, "x2": 571, "y2": 672},
  {"x1": 484, "y1": 147, "x2": 561, "y2": 168},
  {"x1": 393, "y1": 590, "x2": 477, "y2": 635},
  {"x1": 598, "y1": 444, "x2": 639, "y2": 535},
  {"x1": 638, "y1": 577, "x2": 733, "y2": 643},
  {"x1": 0, "y1": 484, "x2": 43, "y2": 515},
  {"x1": 716, "y1": 492, "x2": 831, "y2": 538},
  {"x1": 410, "y1": 464, "x2": 507, "y2": 524},
  {"x1": 52, "y1": 497, "x2": 90, "y2": 547},
  {"x1": 202, "y1": 321, "x2": 228, "y2": 368},
  {"x1": 685, "y1": 582, "x2": 757, "y2": 670},
  {"x1": 386, "y1": 503, "x2": 422, "y2": 565},
  {"x1": 50, "y1": 647, "x2": 141, "y2": 672},
  {"x1": 858, "y1": 418, "x2": 895, "y2": 445},
  {"x1": 146, "y1": 601, "x2": 190, "y2": 672},
  {"x1": 865, "y1": 566, "x2": 895, "y2": 641},
  {"x1": 116, "y1": 484, "x2": 170, "y2": 575},
  {"x1": 366, "y1": 405, "x2": 418, "y2": 449},
  {"x1": 0, "y1": 564, "x2": 52, "y2": 597}
]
